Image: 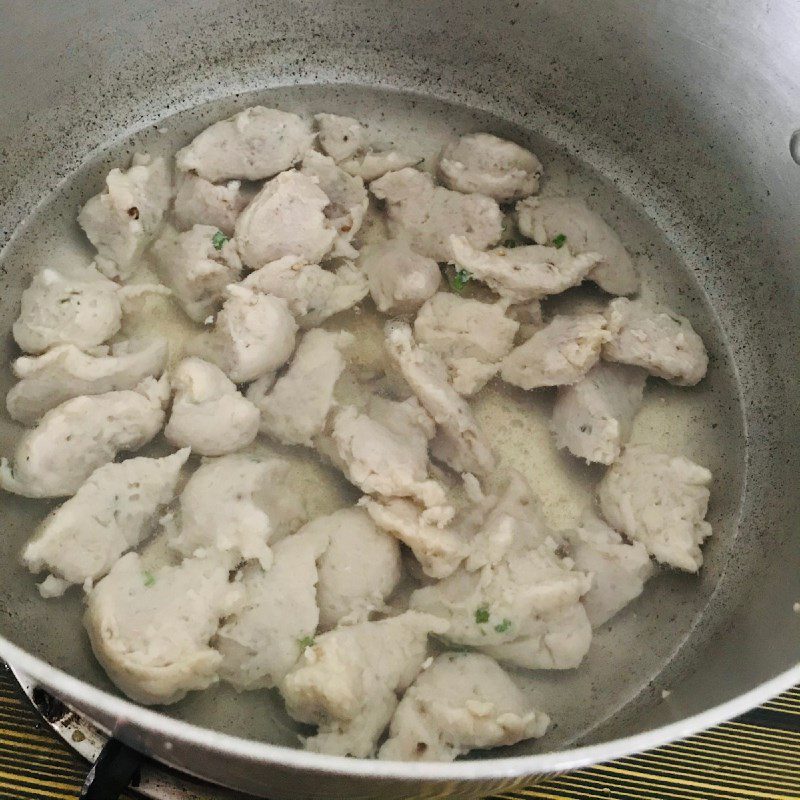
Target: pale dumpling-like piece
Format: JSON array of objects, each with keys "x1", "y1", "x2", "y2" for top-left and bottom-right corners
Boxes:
[
  {"x1": 12, "y1": 265, "x2": 123, "y2": 355},
  {"x1": 280, "y1": 611, "x2": 448, "y2": 757},
  {"x1": 84, "y1": 551, "x2": 243, "y2": 705},
  {"x1": 411, "y1": 473, "x2": 593, "y2": 670},
  {"x1": 359, "y1": 238, "x2": 441, "y2": 314},
  {"x1": 449, "y1": 235, "x2": 603, "y2": 303},
  {"x1": 565, "y1": 511, "x2": 654, "y2": 627},
  {"x1": 516, "y1": 196, "x2": 639, "y2": 296},
  {"x1": 597, "y1": 445, "x2": 713, "y2": 572},
  {"x1": 341, "y1": 151, "x2": 421, "y2": 183},
  {"x1": 500, "y1": 313, "x2": 610, "y2": 390},
  {"x1": 414, "y1": 293, "x2": 519, "y2": 395},
  {"x1": 314, "y1": 113, "x2": 365, "y2": 163},
  {"x1": 300, "y1": 151, "x2": 369, "y2": 257},
  {"x1": 173, "y1": 172, "x2": 255, "y2": 236},
  {"x1": 0, "y1": 377, "x2": 169, "y2": 498},
  {"x1": 551, "y1": 362, "x2": 646, "y2": 464},
  {"x1": 6, "y1": 338, "x2": 168, "y2": 425},
  {"x1": 188, "y1": 283, "x2": 297, "y2": 383},
  {"x1": 361, "y1": 496, "x2": 465, "y2": 579},
  {"x1": 410, "y1": 543, "x2": 591, "y2": 660},
  {"x1": 370, "y1": 169, "x2": 503, "y2": 262},
  {"x1": 438, "y1": 133, "x2": 543, "y2": 202},
  {"x1": 22, "y1": 450, "x2": 189, "y2": 596},
  {"x1": 217, "y1": 527, "x2": 329, "y2": 690},
  {"x1": 78, "y1": 154, "x2": 172, "y2": 279},
  {"x1": 602, "y1": 298, "x2": 708, "y2": 386},
  {"x1": 152, "y1": 224, "x2": 242, "y2": 323},
  {"x1": 164, "y1": 358, "x2": 259, "y2": 456},
  {"x1": 318, "y1": 396, "x2": 447, "y2": 510},
  {"x1": 242, "y1": 256, "x2": 368, "y2": 329},
  {"x1": 379, "y1": 653, "x2": 550, "y2": 762},
  {"x1": 480, "y1": 603, "x2": 593, "y2": 671},
  {"x1": 234, "y1": 171, "x2": 336, "y2": 269},
  {"x1": 384, "y1": 321, "x2": 495, "y2": 476},
  {"x1": 249, "y1": 329, "x2": 352, "y2": 447},
  {"x1": 303, "y1": 507, "x2": 402, "y2": 630},
  {"x1": 175, "y1": 106, "x2": 314, "y2": 182},
  {"x1": 167, "y1": 454, "x2": 305, "y2": 570}
]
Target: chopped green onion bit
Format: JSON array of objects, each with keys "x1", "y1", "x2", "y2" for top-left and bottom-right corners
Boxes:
[
  {"x1": 212, "y1": 230, "x2": 229, "y2": 250},
  {"x1": 474, "y1": 606, "x2": 490, "y2": 624},
  {"x1": 142, "y1": 571, "x2": 155, "y2": 587},
  {"x1": 553, "y1": 233, "x2": 567, "y2": 249},
  {"x1": 451, "y1": 269, "x2": 472, "y2": 292}
]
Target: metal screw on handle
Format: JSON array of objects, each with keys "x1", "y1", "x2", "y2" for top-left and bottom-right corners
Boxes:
[{"x1": 80, "y1": 738, "x2": 144, "y2": 800}]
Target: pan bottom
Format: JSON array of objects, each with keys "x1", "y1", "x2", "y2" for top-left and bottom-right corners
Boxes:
[{"x1": 0, "y1": 82, "x2": 745, "y2": 758}]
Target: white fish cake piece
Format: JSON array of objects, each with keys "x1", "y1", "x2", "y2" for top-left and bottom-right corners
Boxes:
[
  {"x1": 411, "y1": 472, "x2": 593, "y2": 669},
  {"x1": 78, "y1": 154, "x2": 172, "y2": 280},
  {"x1": 301, "y1": 507, "x2": 402, "y2": 630},
  {"x1": 449, "y1": 234, "x2": 603, "y2": 303},
  {"x1": 7, "y1": 338, "x2": 168, "y2": 425},
  {"x1": 379, "y1": 653, "x2": 549, "y2": 761},
  {"x1": 603, "y1": 298, "x2": 708, "y2": 386},
  {"x1": 280, "y1": 611, "x2": 448, "y2": 757},
  {"x1": 0, "y1": 377, "x2": 169, "y2": 498},
  {"x1": 318, "y1": 397, "x2": 447, "y2": 510},
  {"x1": 341, "y1": 150, "x2": 421, "y2": 182},
  {"x1": 384, "y1": 321, "x2": 495, "y2": 476},
  {"x1": 300, "y1": 151, "x2": 369, "y2": 257},
  {"x1": 13, "y1": 265, "x2": 123, "y2": 355},
  {"x1": 173, "y1": 172, "x2": 255, "y2": 236},
  {"x1": 597, "y1": 444, "x2": 713, "y2": 572},
  {"x1": 249, "y1": 329, "x2": 353, "y2": 447},
  {"x1": 359, "y1": 238, "x2": 441, "y2": 314},
  {"x1": 414, "y1": 293, "x2": 519, "y2": 395},
  {"x1": 500, "y1": 313, "x2": 610, "y2": 390},
  {"x1": 480, "y1": 603, "x2": 593, "y2": 670},
  {"x1": 167, "y1": 454, "x2": 305, "y2": 570},
  {"x1": 22, "y1": 450, "x2": 189, "y2": 595},
  {"x1": 370, "y1": 168, "x2": 502, "y2": 262},
  {"x1": 361, "y1": 496, "x2": 465, "y2": 580},
  {"x1": 462, "y1": 469, "x2": 549, "y2": 572},
  {"x1": 243, "y1": 256, "x2": 368, "y2": 329},
  {"x1": 551, "y1": 362, "x2": 646, "y2": 464},
  {"x1": 565, "y1": 510, "x2": 654, "y2": 627},
  {"x1": 234, "y1": 171, "x2": 336, "y2": 269},
  {"x1": 164, "y1": 358, "x2": 259, "y2": 456},
  {"x1": 217, "y1": 527, "x2": 329, "y2": 690},
  {"x1": 438, "y1": 133, "x2": 543, "y2": 202},
  {"x1": 175, "y1": 106, "x2": 314, "y2": 182},
  {"x1": 188, "y1": 283, "x2": 297, "y2": 383},
  {"x1": 314, "y1": 113, "x2": 365, "y2": 162},
  {"x1": 516, "y1": 196, "x2": 639, "y2": 295},
  {"x1": 84, "y1": 551, "x2": 243, "y2": 705},
  {"x1": 152, "y1": 224, "x2": 242, "y2": 323},
  {"x1": 410, "y1": 544, "x2": 591, "y2": 653}
]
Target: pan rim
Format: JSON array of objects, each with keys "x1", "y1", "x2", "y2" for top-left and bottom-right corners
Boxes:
[{"x1": 1, "y1": 635, "x2": 797, "y2": 782}]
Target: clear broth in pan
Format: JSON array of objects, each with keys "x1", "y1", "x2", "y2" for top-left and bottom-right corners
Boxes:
[{"x1": 0, "y1": 83, "x2": 743, "y2": 754}]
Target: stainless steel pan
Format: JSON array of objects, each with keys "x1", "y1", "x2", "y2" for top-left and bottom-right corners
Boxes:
[{"x1": 0, "y1": 1, "x2": 798, "y2": 797}]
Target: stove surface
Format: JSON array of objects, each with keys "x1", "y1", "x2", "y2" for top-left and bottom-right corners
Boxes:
[{"x1": 1, "y1": 663, "x2": 798, "y2": 800}]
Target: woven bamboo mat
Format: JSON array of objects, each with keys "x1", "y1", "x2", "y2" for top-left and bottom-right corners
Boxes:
[{"x1": 0, "y1": 665, "x2": 798, "y2": 800}]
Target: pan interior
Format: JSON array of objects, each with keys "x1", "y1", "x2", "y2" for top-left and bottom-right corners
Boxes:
[{"x1": 0, "y1": 83, "x2": 745, "y2": 755}]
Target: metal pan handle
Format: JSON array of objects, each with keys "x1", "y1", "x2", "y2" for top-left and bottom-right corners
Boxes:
[{"x1": 80, "y1": 738, "x2": 144, "y2": 800}]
